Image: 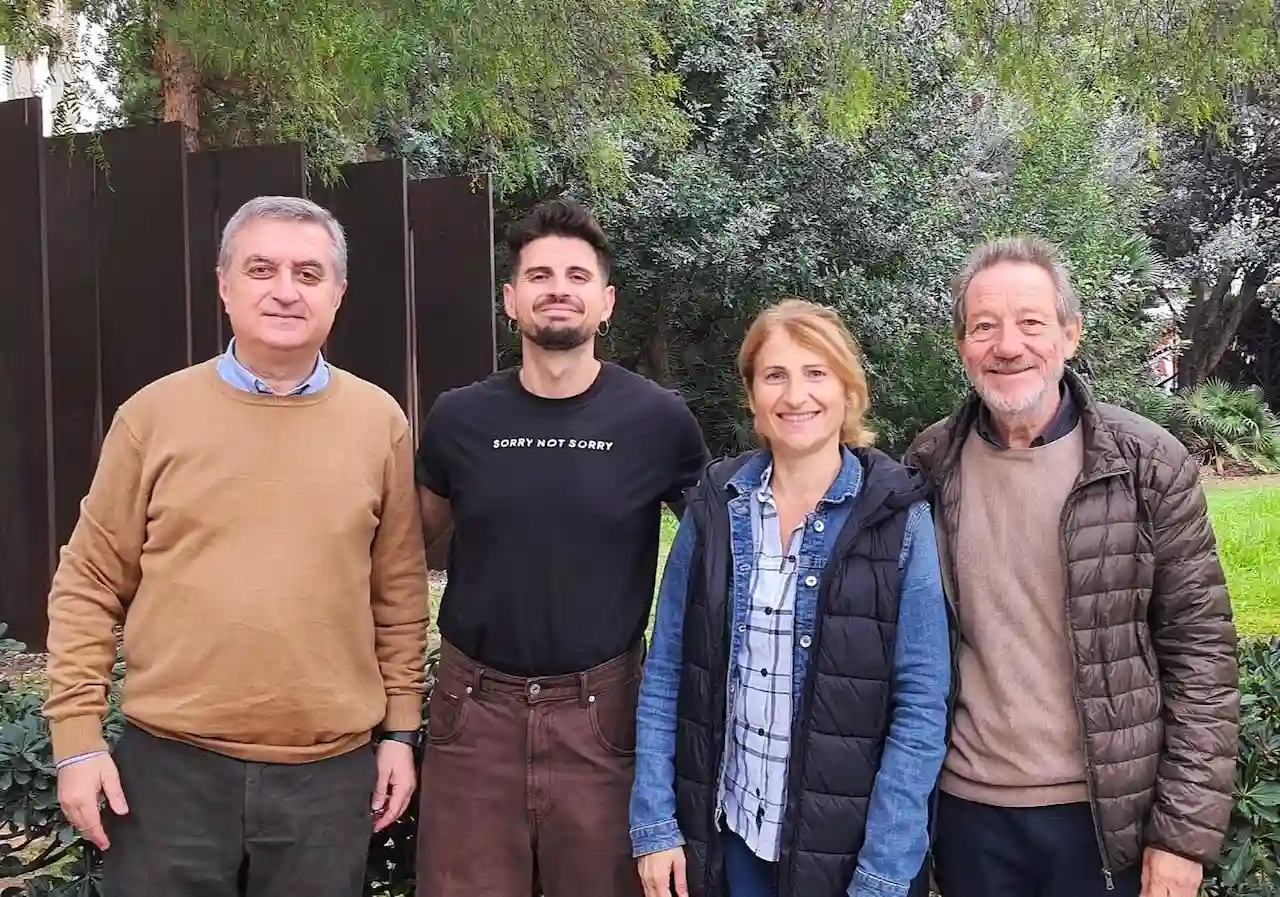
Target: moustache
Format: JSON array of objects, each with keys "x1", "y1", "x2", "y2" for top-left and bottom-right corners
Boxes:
[{"x1": 534, "y1": 295, "x2": 583, "y2": 312}]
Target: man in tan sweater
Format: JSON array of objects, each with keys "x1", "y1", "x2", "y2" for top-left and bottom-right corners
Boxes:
[
  {"x1": 905, "y1": 237, "x2": 1238, "y2": 897},
  {"x1": 42, "y1": 195, "x2": 430, "y2": 897}
]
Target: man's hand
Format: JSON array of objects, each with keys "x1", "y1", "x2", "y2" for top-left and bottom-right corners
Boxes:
[
  {"x1": 57, "y1": 753, "x2": 128, "y2": 850},
  {"x1": 638, "y1": 846, "x2": 688, "y2": 897},
  {"x1": 1142, "y1": 847, "x2": 1203, "y2": 897},
  {"x1": 371, "y1": 740, "x2": 416, "y2": 832}
]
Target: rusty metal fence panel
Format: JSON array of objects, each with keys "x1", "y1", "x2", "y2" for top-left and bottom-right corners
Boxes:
[{"x1": 0, "y1": 97, "x2": 496, "y2": 649}]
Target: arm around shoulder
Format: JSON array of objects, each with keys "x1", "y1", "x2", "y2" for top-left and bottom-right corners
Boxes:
[
  {"x1": 44, "y1": 413, "x2": 149, "y2": 762},
  {"x1": 662, "y1": 394, "x2": 710, "y2": 520},
  {"x1": 414, "y1": 393, "x2": 457, "y2": 547}
]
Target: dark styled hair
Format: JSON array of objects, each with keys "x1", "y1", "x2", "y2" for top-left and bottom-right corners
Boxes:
[{"x1": 505, "y1": 199, "x2": 613, "y2": 282}]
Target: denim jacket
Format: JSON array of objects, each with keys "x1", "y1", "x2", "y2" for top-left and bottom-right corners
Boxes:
[{"x1": 630, "y1": 447, "x2": 951, "y2": 897}]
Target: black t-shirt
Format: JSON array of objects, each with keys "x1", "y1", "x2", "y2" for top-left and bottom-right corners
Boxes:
[{"x1": 415, "y1": 362, "x2": 709, "y2": 676}]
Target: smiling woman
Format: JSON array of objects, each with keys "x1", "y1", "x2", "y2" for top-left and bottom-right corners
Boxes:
[
  {"x1": 631, "y1": 296, "x2": 950, "y2": 897},
  {"x1": 737, "y1": 297, "x2": 877, "y2": 455}
]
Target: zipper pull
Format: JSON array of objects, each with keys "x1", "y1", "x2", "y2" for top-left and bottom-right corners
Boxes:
[{"x1": 1103, "y1": 869, "x2": 1114, "y2": 891}]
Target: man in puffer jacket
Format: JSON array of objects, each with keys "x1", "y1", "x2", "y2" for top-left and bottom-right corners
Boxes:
[{"x1": 904, "y1": 235, "x2": 1240, "y2": 897}]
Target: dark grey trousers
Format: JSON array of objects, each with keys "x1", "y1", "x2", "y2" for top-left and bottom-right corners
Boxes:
[{"x1": 102, "y1": 723, "x2": 377, "y2": 897}]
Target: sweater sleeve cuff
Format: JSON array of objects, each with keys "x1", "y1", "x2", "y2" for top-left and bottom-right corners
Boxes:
[
  {"x1": 50, "y1": 716, "x2": 109, "y2": 764},
  {"x1": 382, "y1": 693, "x2": 423, "y2": 732}
]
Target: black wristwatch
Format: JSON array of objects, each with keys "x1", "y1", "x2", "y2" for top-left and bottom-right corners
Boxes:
[{"x1": 378, "y1": 729, "x2": 423, "y2": 749}]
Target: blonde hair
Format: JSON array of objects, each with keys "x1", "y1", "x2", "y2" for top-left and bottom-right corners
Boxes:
[{"x1": 737, "y1": 298, "x2": 876, "y2": 447}]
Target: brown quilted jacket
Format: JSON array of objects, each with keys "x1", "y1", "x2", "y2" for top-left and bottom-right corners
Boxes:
[{"x1": 905, "y1": 369, "x2": 1240, "y2": 877}]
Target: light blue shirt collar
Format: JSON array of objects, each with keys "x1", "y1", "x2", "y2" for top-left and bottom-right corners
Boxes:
[{"x1": 215, "y1": 338, "x2": 330, "y2": 396}]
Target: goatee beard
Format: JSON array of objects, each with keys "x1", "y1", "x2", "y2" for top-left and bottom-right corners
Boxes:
[{"x1": 524, "y1": 323, "x2": 592, "y2": 352}]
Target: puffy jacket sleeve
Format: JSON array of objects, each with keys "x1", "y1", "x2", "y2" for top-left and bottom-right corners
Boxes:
[{"x1": 1145, "y1": 449, "x2": 1240, "y2": 865}]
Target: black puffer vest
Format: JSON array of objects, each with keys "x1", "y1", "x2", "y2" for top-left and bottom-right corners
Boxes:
[{"x1": 673, "y1": 446, "x2": 931, "y2": 897}]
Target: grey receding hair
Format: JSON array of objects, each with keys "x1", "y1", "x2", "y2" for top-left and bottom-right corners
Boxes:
[
  {"x1": 218, "y1": 195, "x2": 348, "y2": 281},
  {"x1": 950, "y1": 235, "x2": 1081, "y2": 338}
]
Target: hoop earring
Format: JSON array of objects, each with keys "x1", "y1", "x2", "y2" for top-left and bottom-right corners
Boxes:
[
  {"x1": 597, "y1": 319, "x2": 611, "y2": 337},
  {"x1": 507, "y1": 318, "x2": 520, "y2": 335}
]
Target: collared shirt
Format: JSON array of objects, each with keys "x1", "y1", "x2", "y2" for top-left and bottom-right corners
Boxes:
[
  {"x1": 722, "y1": 463, "x2": 799, "y2": 860},
  {"x1": 975, "y1": 379, "x2": 1078, "y2": 448},
  {"x1": 215, "y1": 338, "x2": 330, "y2": 395}
]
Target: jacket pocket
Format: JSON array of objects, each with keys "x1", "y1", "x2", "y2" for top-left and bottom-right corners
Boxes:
[{"x1": 1136, "y1": 621, "x2": 1163, "y2": 716}]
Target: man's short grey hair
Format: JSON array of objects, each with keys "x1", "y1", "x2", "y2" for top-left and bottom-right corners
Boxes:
[
  {"x1": 218, "y1": 195, "x2": 348, "y2": 281},
  {"x1": 950, "y1": 236, "x2": 1081, "y2": 338}
]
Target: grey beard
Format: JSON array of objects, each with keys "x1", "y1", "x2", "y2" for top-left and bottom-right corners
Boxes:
[{"x1": 972, "y1": 360, "x2": 1064, "y2": 417}]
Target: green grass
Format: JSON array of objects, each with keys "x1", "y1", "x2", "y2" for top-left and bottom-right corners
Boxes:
[
  {"x1": 1205, "y1": 484, "x2": 1280, "y2": 636},
  {"x1": 651, "y1": 484, "x2": 1280, "y2": 637}
]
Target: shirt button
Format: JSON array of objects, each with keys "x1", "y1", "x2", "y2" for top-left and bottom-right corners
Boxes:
[
  {"x1": 738, "y1": 624, "x2": 746, "y2": 633},
  {"x1": 804, "y1": 575, "x2": 818, "y2": 587},
  {"x1": 759, "y1": 668, "x2": 768, "y2": 677},
  {"x1": 758, "y1": 728, "x2": 765, "y2": 736},
  {"x1": 738, "y1": 563, "x2": 751, "y2": 573},
  {"x1": 764, "y1": 607, "x2": 772, "y2": 616},
  {"x1": 813, "y1": 520, "x2": 825, "y2": 532},
  {"x1": 800, "y1": 635, "x2": 812, "y2": 648}
]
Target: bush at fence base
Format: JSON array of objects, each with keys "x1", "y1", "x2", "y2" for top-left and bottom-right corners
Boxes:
[{"x1": 3, "y1": 629, "x2": 1278, "y2": 896}]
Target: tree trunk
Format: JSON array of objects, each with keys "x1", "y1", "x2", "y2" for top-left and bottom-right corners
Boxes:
[
  {"x1": 1177, "y1": 263, "x2": 1269, "y2": 388},
  {"x1": 644, "y1": 301, "x2": 671, "y2": 387},
  {"x1": 155, "y1": 32, "x2": 201, "y2": 151}
]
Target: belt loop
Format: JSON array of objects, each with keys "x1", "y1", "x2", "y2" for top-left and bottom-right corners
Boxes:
[
  {"x1": 470, "y1": 665, "x2": 483, "y2": 695},
  {"x1": 578, "y1": 671, "x2": 591, "y2": 709}
]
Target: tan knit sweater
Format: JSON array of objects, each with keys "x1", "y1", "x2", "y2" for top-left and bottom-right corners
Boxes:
[
  {"x1": 940, "y1": 425, "x2": 1090, "y2": 806},
  {"x1": 43, "y1": 360, "x2": 430, "y2": 764}
]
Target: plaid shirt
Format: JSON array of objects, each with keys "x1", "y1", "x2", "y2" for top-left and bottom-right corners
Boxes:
[{"x1": 722, "y1": 463, "x2": 802, "y2": 861}]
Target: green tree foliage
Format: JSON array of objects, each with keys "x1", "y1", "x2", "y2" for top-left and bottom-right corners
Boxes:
[
  {"x1": 570, "y1": 0, "x2": 1171, "y2": 455},
  {"x1": 948, "y1": 0, "x2": 1280, "y2": 128},
  {"x1": 8, "y1": 0, "x2": 1271, "y2": 444},
  {"x1": 1148, "y1": 77, "x2": 1280, "y2": 389},
  {"x1": 966, "y1": 89, "x2": 1166, "y2": 404},
  {"x1": 2, "y1": 0, "x2": 689, "y2": 180}
]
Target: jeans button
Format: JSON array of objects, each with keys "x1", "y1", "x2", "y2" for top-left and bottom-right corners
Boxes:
[{"x1": 529, "y1": 682, "x2": 541, "y2": 696}]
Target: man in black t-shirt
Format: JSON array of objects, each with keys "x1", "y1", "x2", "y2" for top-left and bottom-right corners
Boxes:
[{"x1": 413, "y1": 199, "x2": 708, "y2": 897}]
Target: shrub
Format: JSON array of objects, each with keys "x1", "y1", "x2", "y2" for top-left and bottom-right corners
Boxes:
[
  {"x1": 1171, "y1": 379, "x2": 1280, "y2": 475},
  {"x1": 0, "y1": 626, "x2": 438, "y2": 897},
  {"x1": 1203, "y1": 636, "x2": 1280, "y2": 896},
  {"x1": 1119, "y1": 380, "x2": 1280, "y2": 476}
]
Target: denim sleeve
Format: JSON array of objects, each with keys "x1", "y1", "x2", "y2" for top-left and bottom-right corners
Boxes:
[
  {"x1": 850, "y1": 502, "x2": 951, "y2": 897},
  {"x1": 629, "y1": 512, "x2": 698, "y2": 858}
]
